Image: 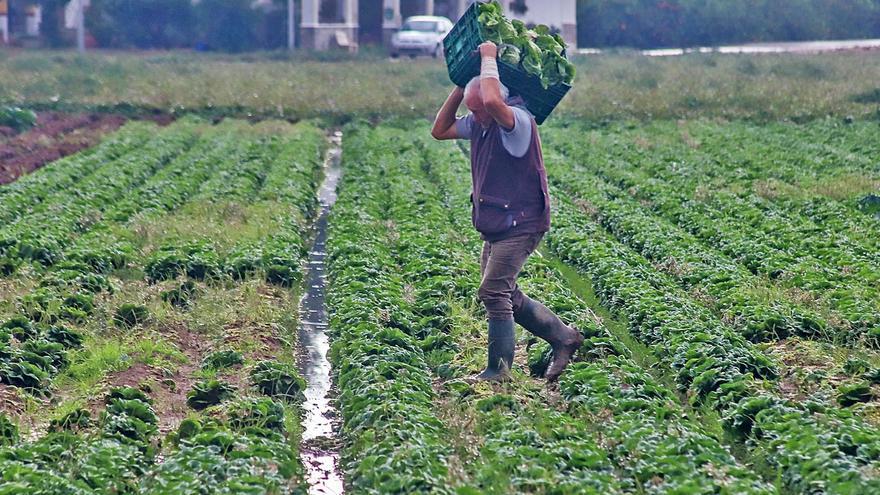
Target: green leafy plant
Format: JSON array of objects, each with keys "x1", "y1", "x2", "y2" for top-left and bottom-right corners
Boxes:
[
  {"x1": 186, "y1": 379, "x2": 236, "y2": 410},
  {"x1": 838, "y1": 382, "x2": 874, "y2": 407},
  {"x1": 249, "y1": 361, "x2": 305, "y2": 401},
  {"x1": 0, "y1": 412, "x2": 19, "y2": 446},
  {"x1": 48, "y1": 408, "x2": 92, "y2": 433},
  {"x1": 114, "y1": 304, "x2": 150, "y2": 328},
  {"x1": 160, "y1": 280, "x2": 199, "y2": 308},
  {"x1": 0, "y1": 106, "x2": 37, "y2": 131},
  {"x1": 3, "y1": 316, "x2": 38, "y2": 341},
  {"x1": 201, "y1": 349, "x2": 244, "y2": 371},
  {"x1": 477, "y1": 1, "x2": 575, "y2": 88}
]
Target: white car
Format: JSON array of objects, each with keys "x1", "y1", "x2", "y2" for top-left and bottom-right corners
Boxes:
[{"x1": 390, "y1": 16, "x2": 454, "y2": 59}]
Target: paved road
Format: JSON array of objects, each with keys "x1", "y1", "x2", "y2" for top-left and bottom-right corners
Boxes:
[{"x1": 577, "y1": 38, "x2": 880, "y2": 57}]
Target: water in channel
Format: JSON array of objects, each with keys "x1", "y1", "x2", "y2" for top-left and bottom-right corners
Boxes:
[{"x1": 296, "y1": 131, "x2": 344, "y2": 495}]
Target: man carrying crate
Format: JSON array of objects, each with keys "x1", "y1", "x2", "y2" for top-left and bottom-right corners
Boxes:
[{"x1": 431, "y1": 41, "x2": 583, "y2": 383}]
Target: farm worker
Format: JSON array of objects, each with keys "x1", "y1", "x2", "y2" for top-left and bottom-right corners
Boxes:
[{"x1": 430, "y1": 41, "x2": 583, "y2": 382}]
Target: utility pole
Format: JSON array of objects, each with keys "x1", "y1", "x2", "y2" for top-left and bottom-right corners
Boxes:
[
  {"x1": 288, "y1": 0, "x2": 295, "y2": 50},
  {"x1": 76, "y1": 0, "x2": 85, "y2": 53}
]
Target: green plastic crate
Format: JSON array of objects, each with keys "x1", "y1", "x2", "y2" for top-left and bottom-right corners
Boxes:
[{"x1": 442, "y1": 2, "x2": 571, "y2": 125}]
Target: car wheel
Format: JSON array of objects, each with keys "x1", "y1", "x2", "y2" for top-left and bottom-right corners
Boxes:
[
  {"x1": 433, "y1": 45, "x2": 443, "y2": 59},
  {"x1": 390, "y1": 52, "x2": 399, "y2": 59}
]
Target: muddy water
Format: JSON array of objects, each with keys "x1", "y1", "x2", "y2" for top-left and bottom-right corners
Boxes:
[{"x1": 297, "y1": 131, "x2": 344, "y2": 495}]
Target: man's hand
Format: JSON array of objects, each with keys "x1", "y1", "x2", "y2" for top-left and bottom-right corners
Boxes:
[{"x1": 479, "y1": 41, "x2": 497, "y2": 59}]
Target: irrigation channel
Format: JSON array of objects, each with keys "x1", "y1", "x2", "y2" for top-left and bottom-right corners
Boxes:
[{"x1": 296, "y1": 131, "x2": 344, "y2": 495}]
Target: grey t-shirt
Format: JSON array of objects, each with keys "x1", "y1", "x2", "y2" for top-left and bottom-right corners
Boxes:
[{"x1": 455, "y1": 106, "x2": 533, "y2": 158}]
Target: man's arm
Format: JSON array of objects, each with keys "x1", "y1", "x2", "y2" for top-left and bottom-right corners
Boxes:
[
  {"x1": 478, "y1": 42, "x2": 515, "y2": 131},
  {"x1": 431, "y1": 86, "x2": 465, "y2": 140}
]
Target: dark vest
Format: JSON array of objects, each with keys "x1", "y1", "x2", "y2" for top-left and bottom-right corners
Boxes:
[{"x1": 470, "y1": 113, "x2": 551, "y2": 242}]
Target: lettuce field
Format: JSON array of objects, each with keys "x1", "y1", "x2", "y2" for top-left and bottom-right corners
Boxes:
[{"x1": 0, "y1": 106, "x2": 879, "y2": 494}]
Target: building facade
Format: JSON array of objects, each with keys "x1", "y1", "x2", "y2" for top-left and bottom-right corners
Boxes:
[
  {"x1": 0, "y1": 0, "x2": 8, "y2": 44},
  {"x1": 299, "y1": 0, "x2": 577, "y2": 50}
]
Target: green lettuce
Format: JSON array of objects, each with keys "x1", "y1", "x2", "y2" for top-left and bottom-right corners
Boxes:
[{"x1": 476, "y1": 0, "x2": 576, "y2": 88}]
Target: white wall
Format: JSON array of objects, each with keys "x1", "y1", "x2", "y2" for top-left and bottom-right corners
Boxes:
[
  {"x1": 65, "y1": 0, "x2": 90, "y2": 30},
  {"x1": 505, "y1": 0, "x2": 574, "y2": 29},
  {"x1": 475, "y1": 0, "x2": 577, "y2": 47},
  {"x1": 25, "y1": 7, "x2": 41, "y2": 36}
]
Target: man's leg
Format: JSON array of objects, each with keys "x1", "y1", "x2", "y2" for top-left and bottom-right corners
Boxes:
[
  {"x1": 473, "y1": 234, "x2": 540, "y2": 381},
  {"x1": 503, "y1": 234, "x2": 584, "y2": 382}
]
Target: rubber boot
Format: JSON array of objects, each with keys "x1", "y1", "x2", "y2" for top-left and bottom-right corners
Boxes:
[
  {"x1": 514, "y1": 296, "x2": 584, "y2": 382},
  {"x1": 472, "y1": 319, "x2": 515, "y2": 382}
]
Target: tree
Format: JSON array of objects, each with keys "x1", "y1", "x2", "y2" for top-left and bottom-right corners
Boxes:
[
  {"x1": 37, "y1": 0, "x2": 69, "y2": 47},
  {"x1": 87, "y1": 0, "x2": 195, "y2": 49},
  {"x1": 577, "y1": 0, "x2": 880, "y2": 49},
  {"x1": 193, "y1": 0, "x2": 260, "y2": 52}
]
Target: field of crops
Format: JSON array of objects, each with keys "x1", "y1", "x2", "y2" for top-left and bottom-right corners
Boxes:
[{"x1": 0, "y1": 110, "x2": 879, "y2": 494}]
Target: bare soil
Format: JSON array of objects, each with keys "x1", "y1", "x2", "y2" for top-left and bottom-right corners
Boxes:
[
  {"x1": 83, "y1": 323, "x2": 208, "y2": 436},
  {"x1": 0, "y1": 112, "x2": 129, "y2": 185}
]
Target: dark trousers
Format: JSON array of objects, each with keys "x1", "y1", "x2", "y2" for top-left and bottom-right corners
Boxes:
[{"x1": 478, "y1": 232, "x2": 544, "y2": 320}]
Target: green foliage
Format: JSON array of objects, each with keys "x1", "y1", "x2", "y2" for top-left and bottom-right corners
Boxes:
[
  {"x1": 0, "y1": 361, "x2": 50, "y2": 391},
  {"x1": 526, "y1": 341, "x2": 552, "y2": 377},
  {"x1": 113, "y1": 304, "x2": 149, "y2": 328},
  {"x1": 45, "y1": 325, "x2": 84, "y2": 349},
  {"x1": 0, "y1": 107, "x2": 37, "y2": 132},
  {"x1": 226, "y1": 397, "x2": 286, "y2": 433},
  {"x1": 843, "y1": 357, "x2": 871, "y2": 376},
  {"x1": 48, "y1": 409, "x2": 92, "y2": 433},
  {"x1": 160, "y1": 280, "x2": 199, "y2": 308},
  {"x1": 838, "y1": 382, "x2": 874, "y2": 407},
  {"x1": 0, "y1": 413, "x2": 19, "y2": 447},
  {"x1": 186, "y1": 379, "x2": 236, "y2": 410},
  {"x1": 577, "y1": 0, "x2": 880, "y2": 49},
  {"x1": 477, "y1": 1, "x2": 575, "y2": 88},
  {"x1": 201, "y1": 349, "x2": 244, "y2": 371},
  {"x1": 3, "y1": 317, "x2": 38, "y2": 341},
  {"x1": 0, "y1": 120, "x2": 325, "y2": 495},
  {"x1": 249, "y1": 361, "x2": 305, "y2": 401},
  {"x1": 145, "y1": 242, "x2": 221, "y2": 282},
  {"x1": 87, "y1": 0, "x2": 196, "y2": 49}
]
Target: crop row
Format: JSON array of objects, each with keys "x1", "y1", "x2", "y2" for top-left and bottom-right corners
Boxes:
[
  {"x1": 546, "y1": 191, "x2": 880, "y2": 492},
  {"x1": 325, "y1": 125, "x2": 452, "y2": 493},
  {"x1": 1, "y1": 380, "x2": 308, "y2": 493},
  {"x1": 550, "y1": 119, "x2": 879, "y2": 249},
  {"x1": 141, "y1": 123, "x2": 324, "y2": 286},
  {"x1": 0, "y1": 120, "x2": 323, "y2": 493},
  {"x1": 417, "y1": 130, "x2": 777, "y2": 494},
  {"x1": 0, "y1": 118, "x2": 201, "y2": 271},
  {"x1": 545, "y1": 125, "x2": 880, "y2": 341},
  {"x1": 544, "y1": 148, "x2": 837, "y2": 344},
  {"x1": 0, "y1": 120, "x2": 155, "y2": 226},
  {"x1": 546, "y1": 121, "x2": 880, "y2": 272},
  {"x1": 0, "y1": 120, "x2": 325, "y2": 399}
]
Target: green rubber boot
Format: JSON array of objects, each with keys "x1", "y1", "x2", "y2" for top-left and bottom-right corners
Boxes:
[
  {"x1": 514, "y1": 296, "x2": 584, "y2": 382},
  {"x1": 472, "y1": 319, "x2": 515, "y2": 382}
]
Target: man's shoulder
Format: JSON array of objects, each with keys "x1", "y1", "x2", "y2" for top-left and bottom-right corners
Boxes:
[
  {"x1": 500, "y1": 106, "x2": 534, "y2": 157},
  {"x1": 455, "y1": 113, "x2": 475, "y2": 139}
]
